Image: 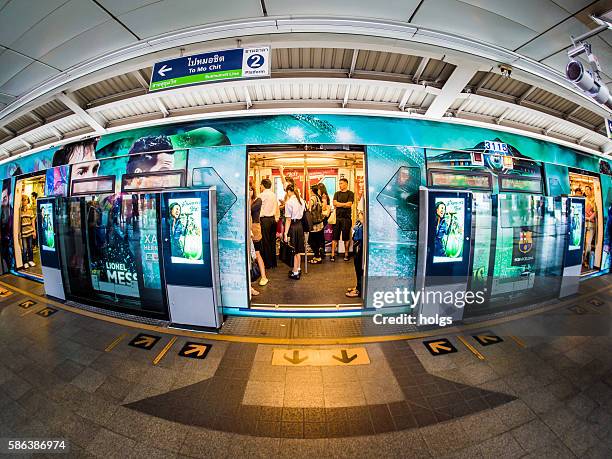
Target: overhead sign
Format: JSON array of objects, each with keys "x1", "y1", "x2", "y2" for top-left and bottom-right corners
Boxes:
[
  {"x1": 150, "y1": 46, "x2": 270, "y2": 92},
  {"x1": 605, "y1": 118, "x2": 612, "y2": 139}
]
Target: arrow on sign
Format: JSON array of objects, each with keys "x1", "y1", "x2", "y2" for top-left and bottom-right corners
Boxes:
[
  {"x1": 36, "y1": 307, "x2": 57, "y2": 318},
  {"x1": 428, "y1": 341, "x2": 453, "y2": 353},
  {"x1": 284, "y1": 350, "x2": 308, "y2": 365},
  {"x1": 183, "y1": 344, "x2": 208, "y2": 357},
  {"x1": 332, "y1": 350, "x2": 358, "y2": 364},
  {"x1": 472, "y1": 334, "x2": 503, "y2": 346},
  {"x1": 134, "y1": 336, "x2": 157, "y2": 347},
  {"x1": 19, "y1": 300, "x2": 36, "y2": 308},
  {"x1": 158, "y1": 65, "x2": 172, "y2": 77}
]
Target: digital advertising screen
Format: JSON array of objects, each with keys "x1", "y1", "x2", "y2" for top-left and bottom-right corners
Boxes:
[
  {"x1": 40, "y1": 202, "x2": 55, "y2": 252},
  {"x1": 569, "y1": 201, "x2": 584, "y2": 252},
  {"x1": 511, "y1": 226, "x2": 537, "y2": 266},
  {"x1": 169, "y1": 197, "x2": 204, "y2": 264},
  {"x1": 45, "y1": 165, "x2": 70, "y2": 197},
  {"x1": 432, "y1": 197, "x2": 465, "y2": 264}
]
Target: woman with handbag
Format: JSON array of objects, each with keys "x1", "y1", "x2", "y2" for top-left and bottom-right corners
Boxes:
[
  {"x1": 284, "y1": 184, "x2": 305, "y2": 280},
  {"x1": 308, "y1": 184, "x2": 325, "y2": 263},
  {"x1": 250, "y1": 184, "x2": 268, "y2": 295}
]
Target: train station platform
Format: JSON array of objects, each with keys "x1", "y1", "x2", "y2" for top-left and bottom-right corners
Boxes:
[{"x1": 0, "y1": 273, "x2": 611, "y2": 458}]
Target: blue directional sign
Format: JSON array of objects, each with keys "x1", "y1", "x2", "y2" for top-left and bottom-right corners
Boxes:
[{"x1": 150, "y1": 46, "x2": 270, "y2": 92}]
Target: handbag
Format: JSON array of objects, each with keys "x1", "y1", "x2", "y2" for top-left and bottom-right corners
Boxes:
[
  {"x1": 327, "y1": 208, "x2": 336, "y2": 225},
  {"x1": 279, "y1": 240, "x2": 295, "y2": 267},
  {"x1": 301, "y1": 209, "x2": 313, "y2": 232},
  {"x1": 250, "y1": 260, "x2": 261, "y2": 281},
  {"x1": 252, "y1": 222, "x2": 262, "y2": 241}
]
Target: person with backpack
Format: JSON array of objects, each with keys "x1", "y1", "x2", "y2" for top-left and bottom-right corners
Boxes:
[{"x1": 308, "y1": 184, "x2": 325, "y2": 264}]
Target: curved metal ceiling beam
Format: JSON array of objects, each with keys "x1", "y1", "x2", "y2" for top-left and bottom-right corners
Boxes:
[{"x1": 0, "y1": 16, "x2": 610, "y2": 124}]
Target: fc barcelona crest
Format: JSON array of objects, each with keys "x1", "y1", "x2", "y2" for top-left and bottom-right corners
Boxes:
[
  {"x1": 512, "y1": 226, "x2": 536, "y2": 266},
  {"x1": 518, "y1": 230, "x2": 533, "y2": 254}
]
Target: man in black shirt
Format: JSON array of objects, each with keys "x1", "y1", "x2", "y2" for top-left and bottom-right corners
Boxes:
[{"x1": 332, "y1": 178, "x2": 354, "y2": 262}]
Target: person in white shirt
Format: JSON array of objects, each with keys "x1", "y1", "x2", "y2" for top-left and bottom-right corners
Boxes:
[
  {"x1": 258, "y1": 178, "x2": 279, "y2": 269},
  {"x1": 283, "y1": 184, "x2": 305, "y2": 280}
]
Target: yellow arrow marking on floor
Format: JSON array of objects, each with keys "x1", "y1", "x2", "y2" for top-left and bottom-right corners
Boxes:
[
  {"x1": 475, "y1": 335, "x2": 499, "y2": 344},
  {"x1": 182, "y1": 344, "x2": 209, "y2": 357},
  {"x1": 134, "y1": 336, "x2": 157, "y2": 348},
  {"x1": 428, "y1": 341, "x2": 453, "y2": 353},
  {"x1": 19, "y1": 300, "x2": 36, "y2": 308}
]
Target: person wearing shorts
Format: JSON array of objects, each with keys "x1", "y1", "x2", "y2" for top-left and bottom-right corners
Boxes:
[{"x1": 331, "y1": 178, "x2": 354, "y2": 262}]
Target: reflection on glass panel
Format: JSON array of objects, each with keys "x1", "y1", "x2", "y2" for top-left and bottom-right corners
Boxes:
[
  {"x1": 192, "y1": 167, "x2": 237, "y2": 222},
  {"x1": 57, "y1": 193, "x2": 165, "y2": 317},
  {"x1": 72, "y1": 177, "x2": 114, "y2": 195},
  {"x1": 123, "y1": 172, "x2": 183, "y2": 191}
]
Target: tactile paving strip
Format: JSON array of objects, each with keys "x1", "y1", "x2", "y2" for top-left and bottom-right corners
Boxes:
[{"x1": 220, "y1": 316, "x2": 292, "y2": 338}]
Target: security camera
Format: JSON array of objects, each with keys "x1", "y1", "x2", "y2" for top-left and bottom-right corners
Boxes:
[
  {"x1": 566, "y1": 41, "x2": 612, "y2": 109},
  {"x1": 499, "y1": 64, "x2": 512, "y2": 78},
  {"x1": 566, "y1": 60, "x2": 611, "y2": 104}
]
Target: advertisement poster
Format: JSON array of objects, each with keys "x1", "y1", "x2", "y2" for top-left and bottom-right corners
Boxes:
[
  {"x1": 511, "y1": 227, "x2": 536, "y2": 266},
  {"x1": 433, "y1": 197, "x2": 465, "y2": 263},
  {"x1": 88, "y1": 195, "x2": 140, "y2": 298},
  {"x1": 569, "y1": 202, "x2": 584, "y2": 251},
  {"x1": 44, "y1": 165, "x2": 70, "y2": 197},
  {"x1": 40, "y1": 203, "x2": 55, "y2": 252},
  {"x1": 169, "y1": 197, "x2": 203, "y2": 264}
]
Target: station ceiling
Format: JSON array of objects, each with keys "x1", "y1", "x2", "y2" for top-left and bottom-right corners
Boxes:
[{"x1": 0, "y1": 0, "x2": 612, "y2": 158}]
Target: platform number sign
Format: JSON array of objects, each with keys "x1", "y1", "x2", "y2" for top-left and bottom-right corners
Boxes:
[
  {"x1": 150, "y1": 46, "x2": 270, "y2": 92},
  {"x1": 484, "y1": 141, "x2": 508, "y2": 154}
]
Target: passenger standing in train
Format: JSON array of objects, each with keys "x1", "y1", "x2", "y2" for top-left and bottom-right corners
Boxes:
[
  {"x1": 19, "y1": 195, "x2": 35, "y2": 269},
  {"x1": 259, "y1": 178, "x2": 279, "y2": 269},
  {"x1": 331, "y1": 178, "x2": 354, "y2": 262},
  {"x1": 284, "y1": 184, "x2": 305, "y2": 280},
  {"x1": 308, "y1": 184, "x2": 324, "y2": 263},
  {"x1": 250, "y1": 183, "x2": 269, "y2": 287},
  {"x1": 584, "y1": 185, "x2": 598, "y2": 269},
  {"x1": 30, "y1": 192, "x2": 38, "y2": 249},
  {"x1": 346, "y1": 211, "x2": 364, "y2": 298}
]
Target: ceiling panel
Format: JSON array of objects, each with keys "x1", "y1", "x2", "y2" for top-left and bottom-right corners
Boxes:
[
  {"x1": 39, "y1": 20, "x2": 137, "y2": 70},
  {"x1": 553, "y1": 0, "x2": 600, "y2": 15},
  {"x1": 0, "y1": 61, "x2": 59, "y2": 96},
  {"x1": 516, "y1": 17, "x2": 589, "y2": 60},
  {"x1": 413, "y1": 0, "x2": 538, "y2": 50},
  {"x1": 97, "y1": 0, "x2": 161, "y2": 16},
  {"x1": 0, "y1": 49, "x2": 32, "y2": 86},
  {"x1": 265, "y1": 0, "x2": 421, "y2": 21},
  {"x1": 0, "y1": 0, "x2": 66, "y2": 47},
  {"x1": 10, "y1": 0, "x2": 108, "y2": 60},
  {"x1": 457, "y1": 0, "x2": 570, "y2": 32},
  {"x1": 119, "y1": 0, "x2": 263, "y2": 38}
]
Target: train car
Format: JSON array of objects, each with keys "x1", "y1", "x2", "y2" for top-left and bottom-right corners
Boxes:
[{"x1": 0, "y1": 113, "x2": 610, "y2": 329}]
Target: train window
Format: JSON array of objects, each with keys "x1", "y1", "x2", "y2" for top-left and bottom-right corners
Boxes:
[
  {"x1": 71, "y1": 176, "x2": 115, "y2": 195},
  {"x1": 122, "y1": 169, "x2": 185, "y2": 192},
  {"x1": 498, "y1": 175, "x2": 542, "y2": 194},
  {"x1": 428, "y1": 169, "x2": 492, "y2": 190}
]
